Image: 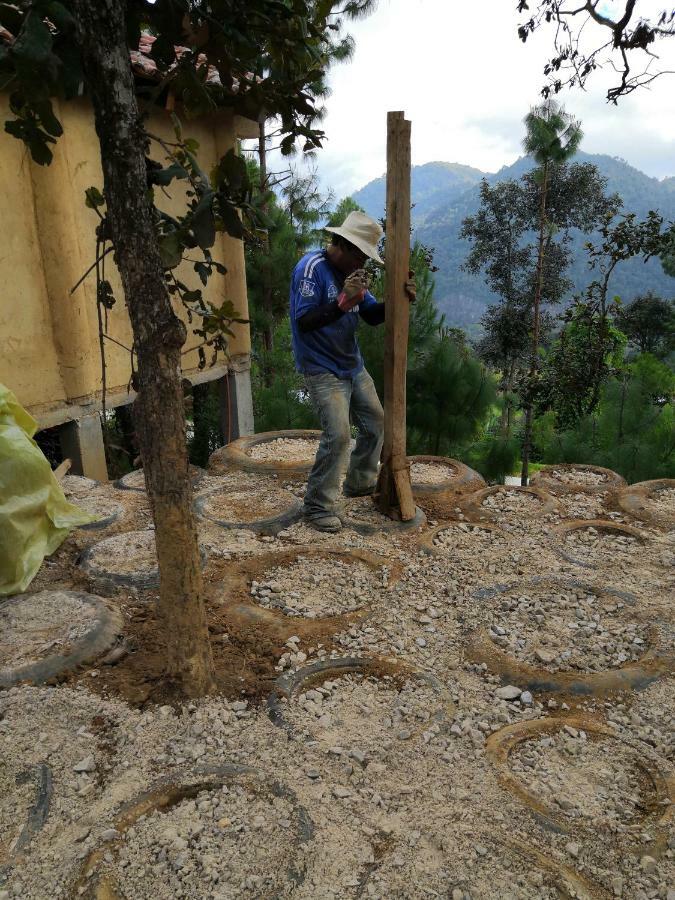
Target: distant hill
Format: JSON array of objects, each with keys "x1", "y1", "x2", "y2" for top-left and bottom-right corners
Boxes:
[
  {"x1": 353, "y1": 153, "x2": 675, "y2": 329},
  {"x1": 353, "y1": 161, "x2": 484, "y2": 226}
]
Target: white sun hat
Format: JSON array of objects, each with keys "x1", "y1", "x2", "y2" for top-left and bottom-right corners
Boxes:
[{"x1": 325, "y1": 211, "x2": 384, "y2": 265}]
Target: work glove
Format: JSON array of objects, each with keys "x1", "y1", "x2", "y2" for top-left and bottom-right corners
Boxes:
[{"x1": 338, "y1": 269, "x2": 368, "y2": 312}]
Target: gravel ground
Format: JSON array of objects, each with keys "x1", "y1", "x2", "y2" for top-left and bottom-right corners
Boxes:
[
  {"x1": 431, "y1": 523, "x2": 511, "y2": 555},
  {"x1": 409, "y1": 461, "x2": 456, "y2": 484},
  {"x1": 510, "y1": 729, "x2": 655, "y2": 828},
  {"x1": 484, "y1": 582, "x2": 651, "y2": 673},
  {"x1": 1, "y1": 464, "x2": 674, "y2": 899},
  {"x1": 109, "y1": 779, "x2": 300, "y2": 899},
  {"x1": 0, "y1": 591, "x2": 99, "y2": 669},
  {"x1": 563, "y1": 526, "x2": 643, "y2": 564},
  {"x1": 247, "y1": 437, "x2": 319, "y2": 462},
  {"x1": 251, "y1": 556, "x2": 388, "y2": 617},
  {"x1": 546, "y1": 468, "x2": 609, "y2": 487},
  {"x1": 197, "y1": 484, "x2": 299, "y2": 523}
]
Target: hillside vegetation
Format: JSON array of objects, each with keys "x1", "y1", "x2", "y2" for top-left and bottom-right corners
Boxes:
[{"x1": 354, "y1": 154, "x2": 675, "y2": 328}]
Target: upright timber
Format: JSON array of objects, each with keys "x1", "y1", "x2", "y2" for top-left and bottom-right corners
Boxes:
[{"x1": 376, "y1": 111, "x2": 416, "y2": 521}]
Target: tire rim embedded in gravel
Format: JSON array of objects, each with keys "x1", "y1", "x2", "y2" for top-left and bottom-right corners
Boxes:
[
  {"x1": 530, "y1": 464, "x2": 626, "y2": 496},
  {"x1": 74, "y1": 765, "x2": 314, "y2": 898},
  {"x1": 0, "y1": 591, "x2": 123, "y2": 689},
  {"x1": 208, "y1": 429, "x2": 322, "y2": 477}
]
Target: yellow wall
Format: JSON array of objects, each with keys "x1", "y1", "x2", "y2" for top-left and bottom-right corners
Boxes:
[{"x1": 0, "y1": 95, "x2": 252, "y2": 423}]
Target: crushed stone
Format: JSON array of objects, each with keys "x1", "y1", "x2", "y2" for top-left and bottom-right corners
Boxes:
[
  {"x1": 247, "y1": 436, "x2": 319, "y2": 462},
  {"x1": 251, "y1": 556, "x2": 387, "y2": 617},
  {"x1": 0, "y1": 591, "x2": 100, "y2": 669},
  {"x1": 510, "y1": 730, "x2": 654, "y2": 829},
  {"x1": 484, "y1": 583, "x2": 651, "y2": 672},
  {"x1": 409, "y1": 461, "x2": 457, "y2": 484}
]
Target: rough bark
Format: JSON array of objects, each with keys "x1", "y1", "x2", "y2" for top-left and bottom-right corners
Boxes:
[
  {"x1": 72, "y1": 0, "x2": 216, "y2": 696},
  {"x1": 257, "y1": 121, "x2": 275, "y2": 378},
  {"x1": 521, "y1": 161, "x2": 549, "y2": 486}
]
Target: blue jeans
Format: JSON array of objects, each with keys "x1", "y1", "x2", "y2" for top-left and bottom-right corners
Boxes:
[{"x1": 303, "y1": 368, "x2": 384, "y2": 519}]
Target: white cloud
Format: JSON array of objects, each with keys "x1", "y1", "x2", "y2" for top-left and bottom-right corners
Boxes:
[{"x1": 269, "y1": 0, "x2": 675, "y2": 199}]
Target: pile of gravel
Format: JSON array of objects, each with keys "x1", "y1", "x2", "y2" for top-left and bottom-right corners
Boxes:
[
  {"x1": 0, "y1": 591, "x2": 101, "y2": 670},
  {"x1": 563, "y1": 526, "x2": 642, "y2": 564},
  {"x1": 83, "y1": 529, "x2": 158, "y2": 577},
  {"x1": 104, "y1": 780, "x2": 300, "y2": 899},
  {"x1": 251, "y1": 556, "x2": 387, "y2": 618},
  {"x1": 431, "y1": 523, "x2": 510, "y2": 555},
  {"x1": 650, "y1": 486, "x2": 675, "y2": 515},
  {"x1": 410, "y1": 461, "x2": 456, "y2": 484},
  {"x1": 247, "y1": 437, "x2": 319, "y2": 462},
  {"x1": 481, "y1": 491, "x2": 544, "y2": 517},
  {"x1": 510, "y1": 728, "x2": 653, "y2": 829},
  {"x1": 548, "y1": 468, "x2": 608, "y2": 487},
  {"x1": 60, "y1": 475, "x2": 100, "y2": 498},
  {"x1": 486, "y1": 584, "x2": 649, "y2": 672},
  {"x1": 557, "y1": 493, "x2": 609, "y2": 520},
  {"x1": 198, "y1": 487, "x2": 297, "y2": 523},
  {"x1": 280, "y1": 673, "x2": 446, "y2": 750}
]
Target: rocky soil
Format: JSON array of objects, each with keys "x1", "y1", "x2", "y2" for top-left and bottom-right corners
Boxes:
[
  {"x1": 1, "y1": 452, "x2": 673, "y2": 900},
  {"x1": 563, "y1": 526, "x2": 643, "y2": 564},
  {"x1": 0, "y1": 591, "x2": 98, "y2": 669},
  {"x1": 247, "y1": 437, "x2": 319, "y2": 463},
  {"x1": 546, "y1": 468, "x2": 608, "y2": 487},
  {"x1": 409, "y1": 461, "x2": 456, "y2": 484},
  {"x1": 251, "y1": 555, "x2": 388, "y2": 618}
]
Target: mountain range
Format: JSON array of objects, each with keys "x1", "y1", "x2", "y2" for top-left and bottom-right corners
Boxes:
[{"x1": 352, "y1": 154, "x2": 675, "y2": 329}]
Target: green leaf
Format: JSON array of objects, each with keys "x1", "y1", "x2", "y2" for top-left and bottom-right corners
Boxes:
[
  {"x1": 218, "y1": 201, "x2": 244, "y2": 239},
  {"x1": 34, "y1": 99, "x2": 63, "y2": 137},
  {"x1": 158, "y1": 230, "x2": 184, "y2": 269},
  {"x1": 13, "y1": 10, "x2": 52, "y2": 63},
  {"x1": 191, "y1": 193, "x2": 216, "y2": 249},
  {"x1": 85, "y1": 186, "x2": 105, "y2": 209},
  {"x1": 194, "y1": 261, "x2": 210, "y2": 286},
  {"x1": 151, "y1": 162, "x2": 189, "y2": 186}
]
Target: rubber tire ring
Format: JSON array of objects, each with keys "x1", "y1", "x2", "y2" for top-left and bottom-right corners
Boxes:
[
  {"x1": 408, "y1": 455, "x2": 485, "y2": 497},
  {"x1": 209, "y1": 429, "x2": 322, "y2": 477},
  {"x1": 194, "y1": 486, "x2": 303, "y2": 536},
  {"x1": 0, "y1": 591, "x2": 123, "y2": 688}
]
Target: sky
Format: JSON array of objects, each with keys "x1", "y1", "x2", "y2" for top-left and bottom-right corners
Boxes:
[{"x1": 248, "y1": 0, "x2": 675, "y2": 200}]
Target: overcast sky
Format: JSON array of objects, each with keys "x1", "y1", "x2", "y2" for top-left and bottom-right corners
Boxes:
[{"x1": 254, "y1": 0, "x2": 675, "y2": 200}]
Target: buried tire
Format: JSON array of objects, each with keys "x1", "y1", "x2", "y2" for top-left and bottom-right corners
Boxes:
[
  {"x1": 408, "y1": 455, "x2": 485, "y2": 498},
  {"x1": 0, "y1": 591, "x2": 123, "y2": 688},
  {"x1": 79, "y1": 530, "x2": 208, "y2": 594},
  {"x1": 209, "y1": 429, "x2": 321, "y2": 477},
  {"x1": 74, "y1": 765, "x2": 314, "y2": 899}
]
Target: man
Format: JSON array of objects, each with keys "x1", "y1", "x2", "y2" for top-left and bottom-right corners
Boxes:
[{"x1": 289, "y1": 210, "x2": 415, "y2": 532}]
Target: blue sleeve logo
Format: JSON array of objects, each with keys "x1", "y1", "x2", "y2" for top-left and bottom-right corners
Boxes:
[{"x1": 300, "y1": 279, "x2": 316, "y2": 297}]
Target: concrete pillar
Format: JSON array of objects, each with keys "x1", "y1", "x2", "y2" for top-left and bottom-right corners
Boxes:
[
  {"x1": 59, "y1": 414, "x2": 108, "y2": 481},
  {"x1": 218, "y1": 368, "x2": 254, "y2": 443}
]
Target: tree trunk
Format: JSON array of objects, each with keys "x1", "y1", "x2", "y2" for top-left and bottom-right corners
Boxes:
[
  {"x1": 257, "y1": 121, "x2": 275, "y2": 380},
  {"x1": 521, "y1": 160, "x2": 549, "y2": 486},
  {"x1": 72, "y1": 0, "x2": 215, "y2": 697}
]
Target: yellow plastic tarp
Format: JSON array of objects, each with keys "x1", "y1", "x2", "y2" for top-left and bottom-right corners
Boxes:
[{"x1": 0, "y1": 384, "x2": 96, "y2": 596}]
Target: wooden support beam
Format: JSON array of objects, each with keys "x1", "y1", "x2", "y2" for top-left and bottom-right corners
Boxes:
[{"x1": 376, "y1": 111, "x2": 415, "y2": 521}]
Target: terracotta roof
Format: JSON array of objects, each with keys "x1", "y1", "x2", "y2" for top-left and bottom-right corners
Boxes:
[{"x1": 0, "y1": 26, "x2": 231, "y2": 89}]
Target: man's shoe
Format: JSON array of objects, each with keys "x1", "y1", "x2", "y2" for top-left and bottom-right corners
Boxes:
[
  {"x1": 343, "y1": 484, "x2": 377, "y2": 498},
  {"x1": 306, "y1": 515, "x2": 343, "y2": 533}
]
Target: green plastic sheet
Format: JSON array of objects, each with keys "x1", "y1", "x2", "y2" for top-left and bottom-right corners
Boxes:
[{"x1": 0, "y1": 384, "x2": 96, "y2": 596}]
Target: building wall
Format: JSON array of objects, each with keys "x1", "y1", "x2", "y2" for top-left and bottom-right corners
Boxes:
[{"x1": 0, "y1": 94, "x2": 254, "y2": 425}]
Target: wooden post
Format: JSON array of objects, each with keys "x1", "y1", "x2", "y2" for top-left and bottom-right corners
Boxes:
[{"x1": 376, "y1": 111, "x2": 415, "y2": 521}]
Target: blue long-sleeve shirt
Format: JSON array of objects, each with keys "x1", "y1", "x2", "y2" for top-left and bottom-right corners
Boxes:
[{"x1": 289, "y1": 250, "x2": 382, "y2": 379}]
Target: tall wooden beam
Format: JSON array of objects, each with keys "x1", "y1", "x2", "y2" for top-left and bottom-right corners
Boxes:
[{"x1": 376, "y1": 111, "x2": 415, "y2": 521}]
